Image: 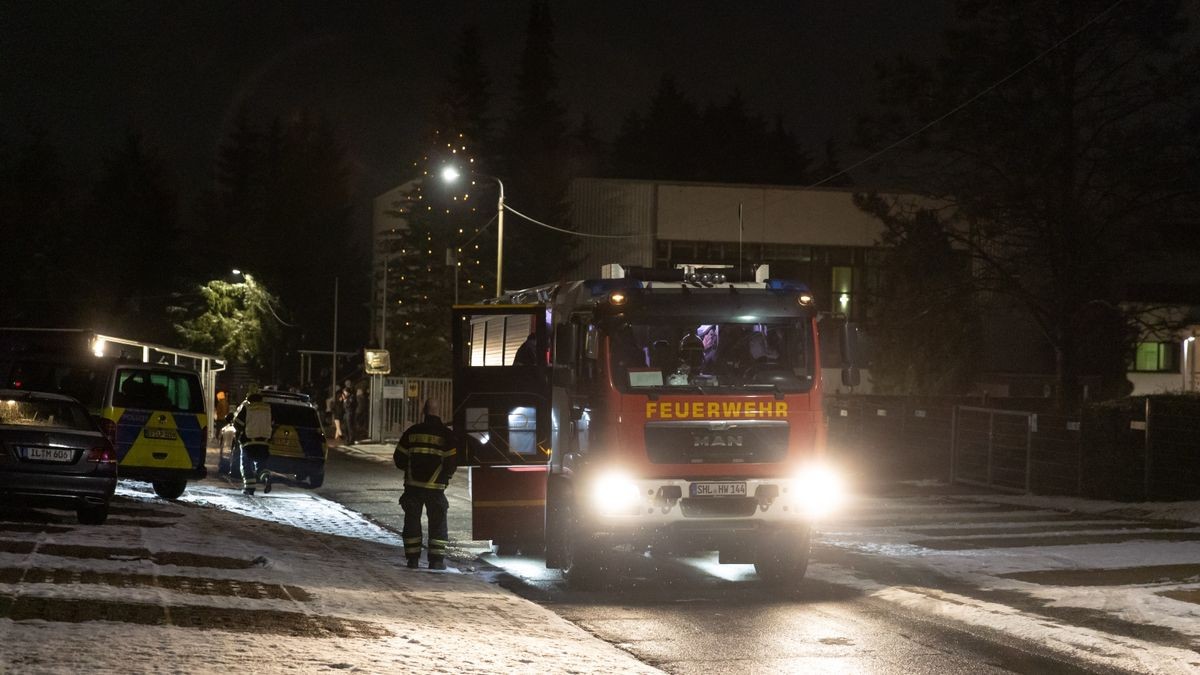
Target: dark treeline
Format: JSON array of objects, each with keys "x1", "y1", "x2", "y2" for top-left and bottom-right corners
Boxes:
[
  {"x1": 383, "y1": 1, "x2": 838, "y2": 375},
  {"x1": 3, "y1": 0, "x2": 838, "y2": 381}
]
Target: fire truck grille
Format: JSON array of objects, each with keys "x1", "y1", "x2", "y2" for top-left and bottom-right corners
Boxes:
[
  {"x1": 680, "y1": 497, "x2": 759, "y2": 518},
  {"x1": 645, "y1": 422, "x2": 788, "y2": 465}
]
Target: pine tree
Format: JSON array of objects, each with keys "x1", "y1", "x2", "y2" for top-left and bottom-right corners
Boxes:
[
  {"x1": 0, "y1": 128, "x2": 82, "y2": 326},
  {"x1": 383, "y1": 26, "x2": 496, "y2": 376},
  {"x1": 90, "y1": 131, "x2": 180, "y2": 340},
  {"x1": 858, "y1": 0, "x2": 1198, "y2": 408},
  {"x1": 200, "y1": 110, "x2": 360, "y2": 380},
  {"x1": 609, "y1": 78, "x2": 814, "y2": 185},
  {"x1": 500, "y1": 0, "x2": 573, "y2": 289}
]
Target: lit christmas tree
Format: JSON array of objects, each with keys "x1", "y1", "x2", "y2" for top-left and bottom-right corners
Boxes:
[{"x1": 383, "y1": 130, "x2": 497, "y2": 377}]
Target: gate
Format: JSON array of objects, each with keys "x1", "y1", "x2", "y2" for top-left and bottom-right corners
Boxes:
[
  {"x1": 369, "y1": 376, "x2": 452, "y2": 441},
  {"x1": 952, "y1": 406, "x2": 1033, "y2": 492}
]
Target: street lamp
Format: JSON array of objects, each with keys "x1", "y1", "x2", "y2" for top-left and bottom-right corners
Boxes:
[{"x1": 442, "y1": 166, "x2": 505, "y2": 297}]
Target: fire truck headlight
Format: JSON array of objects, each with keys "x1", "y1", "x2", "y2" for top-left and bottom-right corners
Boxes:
[
  {"x1": 590, "y1": 470, "x2": 641, "y2": 515},
  {"x1": 792, "y1": 463, "x2": 845, "y2": 520}
]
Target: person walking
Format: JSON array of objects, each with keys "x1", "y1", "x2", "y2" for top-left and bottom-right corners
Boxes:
[
  {"x1": 330, "y1": 387, "x2": 345, "y2": 442},
  {"x1": 233, "y1": 393, "x2": 273, "y2": 496},
  {"x1": 354, "y1": 386, "x2": 369, "y2": 441},
  {"x1": 341, "y1": 385, "x2": 357, "y2": 446},
  {"x1": 393, "y1": 399, "x2": 456, "y2": 569}
]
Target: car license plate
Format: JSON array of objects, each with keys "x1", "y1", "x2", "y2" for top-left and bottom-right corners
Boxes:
[
  {"x1": 24, "y1": 446, "x2": 75, "y2": 463},
  {"x1": 690, "y1": 481, "x2": 747, "y2": 497},
  {"x1": 144, "y1": 428, "x2": 178, "y2": 440}
]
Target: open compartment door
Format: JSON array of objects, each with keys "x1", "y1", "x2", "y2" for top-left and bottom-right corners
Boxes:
[{"x1": 451, "y1": 304, "x2": 553, "y2": 551}]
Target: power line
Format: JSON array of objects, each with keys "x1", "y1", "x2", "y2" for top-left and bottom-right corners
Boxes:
[
  {"x1": 503, "y1": 203, "x2": 651, "y2": 239},
  {"x1": 808, "y1": 0, "x2": 1126, "y2": 189},
  {"x1": 665, "y1": 0, "x2": 1127, "y2": 237}
]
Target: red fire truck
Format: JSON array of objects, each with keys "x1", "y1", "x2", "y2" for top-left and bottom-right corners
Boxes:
[{"x1": 452, "y1": 263, "x2": 856, "y2": 587}]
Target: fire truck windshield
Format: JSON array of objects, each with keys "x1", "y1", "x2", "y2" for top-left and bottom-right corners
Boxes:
[{"x1": 609, "y1": 318, "x2": 815, "y2": 393}]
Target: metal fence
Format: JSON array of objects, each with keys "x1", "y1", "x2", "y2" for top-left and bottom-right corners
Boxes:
[
  {"x1": 1081, "y1": 396, "x2": 1200, "y2": 501},
  {"x1": 830, "y1": 393, "x2": 1198, "y2": 501},
  {"x1": 952, "y1": 407, "x2": 1034, "y2": 492},
  {"x1": 826, "y1": 397, "x2": 956, "y2": 483},
  {"x1": 368, "y1": 376, "x2": 452, "y2": 442}
]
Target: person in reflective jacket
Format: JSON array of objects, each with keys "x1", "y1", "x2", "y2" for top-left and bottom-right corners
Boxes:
[
  {"x1": 234, "y1": 394, "x2": 273, "y2": 496},
  {"x1": 393, "y1": 399, "x2": 457, "y2": 569}
]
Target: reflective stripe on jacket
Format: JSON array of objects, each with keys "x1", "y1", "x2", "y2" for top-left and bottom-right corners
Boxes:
[{"x1": 393, "y1": 415, "x2": 457, "y2": 490}]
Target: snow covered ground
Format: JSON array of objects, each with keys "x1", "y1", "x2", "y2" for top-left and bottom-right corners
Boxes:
[
  {"x1": 343, "y1": 441, "x2": 1200, "y2": 673},
  {"x1": 812, "y1": 485, "x2": 1200, "y2": 673},
  {"x1": 0, "y1": 481, "x2": 660, "y2": 674},
  {"x1": 5, "y1": 439, "x2": 1198, "y2": 674}
]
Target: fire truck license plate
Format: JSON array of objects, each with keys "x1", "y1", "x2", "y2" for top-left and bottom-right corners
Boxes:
[{"x1": 691, "y1": 482, "x2": 747, "y2": 497}]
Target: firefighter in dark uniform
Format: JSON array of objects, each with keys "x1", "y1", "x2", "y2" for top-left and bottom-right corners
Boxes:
[
  {"x1": 393, "y1": 399, "x2": 457, "y2": 569},
  {"x1": 234, "y1": 393, "x2": 274, "y2": 496}
]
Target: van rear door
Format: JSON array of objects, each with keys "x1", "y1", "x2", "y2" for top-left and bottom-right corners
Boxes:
[{"x1": 109, "y1": 367, "x2": 207, "y2": 475}]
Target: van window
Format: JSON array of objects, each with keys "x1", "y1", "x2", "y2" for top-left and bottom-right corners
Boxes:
[
  {"x1": 269, "y1": 403, "x2": 322, "y2": 428},
  {"x1": 115, "y1": 369, "x2": 204, "y2": 413}
]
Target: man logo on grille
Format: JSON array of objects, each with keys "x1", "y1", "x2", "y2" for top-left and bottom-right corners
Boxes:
[{"x1": 693, "y1": 434, "x2": 744, "y2": 448}]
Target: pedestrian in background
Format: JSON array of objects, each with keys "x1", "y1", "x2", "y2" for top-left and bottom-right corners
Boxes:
[
  {"x1": 340, "y1": 386, "x2": 356, "y2": 446},
  {"x1": 393, "y1": 399, "x2": 456, "y2": 569},
  {"x1": 331, "y1": 388, "x2": 345, "y2": 442},
  {"x1": 354, "y1": 386, "x2": 369, "y2": 441}
]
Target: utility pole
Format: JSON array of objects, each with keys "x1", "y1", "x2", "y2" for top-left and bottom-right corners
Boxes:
[{"x1": 331, "y1": 276, "x2": 339, "y2": 401}]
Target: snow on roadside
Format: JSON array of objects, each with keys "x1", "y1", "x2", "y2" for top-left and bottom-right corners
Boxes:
[
  {"x1": 806, "y1": 563, "x2": 1200, "y2": 675},
  {"x1": 957, "y1": 492, "x2": 1200, "y2": 525},
  {"x1": 815, "y1": 483, "x2": 1200, "y2": 669},
  {"x1": 0, "y1": 483, "x2": 661, "y2": 674}
]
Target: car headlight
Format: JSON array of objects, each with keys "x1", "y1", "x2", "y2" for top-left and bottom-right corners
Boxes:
[
  {"x1": 792, "y1": 463, "x2": 845, "y2": 520},
  {"x1": 590, "y1": 470, "x2": 642, "y2": 516}
]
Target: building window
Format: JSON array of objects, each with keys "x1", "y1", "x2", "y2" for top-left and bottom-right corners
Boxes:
[
  {"x1": 1131, "y1": 342, "x2": 1179, "y2": 373},
  {"x1": 832, "y1": 266, "x2": 853, "y2": 317}
]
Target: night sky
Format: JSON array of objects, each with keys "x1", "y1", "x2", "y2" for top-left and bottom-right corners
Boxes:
[{"x1": 2, "y1": 1, "x2": 949, "y2": 209}]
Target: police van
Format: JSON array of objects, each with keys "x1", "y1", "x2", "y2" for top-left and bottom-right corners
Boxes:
[
  {"x1": 219, "y1": 390, "x2": 328, "y2": 488},
  {"x1": 0, "y1": 331, "x2": 212, "y2": 499}
]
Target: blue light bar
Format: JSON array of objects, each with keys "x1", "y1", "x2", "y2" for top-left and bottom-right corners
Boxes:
[
  {"x1": 584, "y1": 279, "x2": 643, "y2": 296},
  {"x1": 765, "y1": 279, "x2": 812, "y2": 292}
]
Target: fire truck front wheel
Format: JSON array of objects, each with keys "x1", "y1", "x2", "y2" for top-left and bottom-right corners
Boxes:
[
  {"x1": 557, "y1": 505, "x2": 606, "y2": 588},
  {"x1": 754, "y1": 525, "x2": 811, "y2": 587}
]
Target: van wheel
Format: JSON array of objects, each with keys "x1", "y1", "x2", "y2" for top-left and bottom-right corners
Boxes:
[
  {"x1": 152, "y1": 479, "x2": 187, "y2": 500},
  {"x1": 77, "y1": 502, "x2": 109, "y2": 525},
  {"x1": 308, "y1": 472, "x2": 325, "y2": 489}
]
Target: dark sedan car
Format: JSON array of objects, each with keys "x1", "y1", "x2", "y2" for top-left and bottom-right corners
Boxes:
[{"x1": 0, "y1": 389, "x2": 117, "y2": 524}]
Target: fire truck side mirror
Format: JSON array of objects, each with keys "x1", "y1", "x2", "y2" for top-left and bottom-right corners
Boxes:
[
  {"x1": 569, "y1": 400, "x2": 587, "y2": 421},
  {"x1": 839, "y1": 322, "x2": 861, "y2": 388}
]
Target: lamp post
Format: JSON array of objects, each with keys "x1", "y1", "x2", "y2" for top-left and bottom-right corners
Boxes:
[{"x1": 442, "y1": 167, "x2": 505, "y2": 297}]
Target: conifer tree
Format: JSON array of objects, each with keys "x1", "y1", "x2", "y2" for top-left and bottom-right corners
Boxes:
[
  {"x1": 858, "y1": 0, "x2": 1198, "y2": 408},
  {"x1": 383, "y1": 26, "x2": 495, "y2": 376},
  {"x1": 500, "y1": 0, "x2": 573, "y2": 289}
]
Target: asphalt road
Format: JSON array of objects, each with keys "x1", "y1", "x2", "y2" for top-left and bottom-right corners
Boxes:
[
  {"x1": 315, "y1": 449, "x2": 1105, "y2": 674},
  {"x1": 314, "y1": 446, "x2": 482, "y2": 555}
]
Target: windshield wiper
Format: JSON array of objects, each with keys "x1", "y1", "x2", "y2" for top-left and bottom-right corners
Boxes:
[{"x1": 741, "y1": 382, "x2": 785, "y2": 399}]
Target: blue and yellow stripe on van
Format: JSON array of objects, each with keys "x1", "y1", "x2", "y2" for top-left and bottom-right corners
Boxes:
[
  {"x1": 105, "y1": 406, "x2": 208, "y2": 474},
  {"x1": 266, "y1": 424, "x2": 325, "y2": 460}
]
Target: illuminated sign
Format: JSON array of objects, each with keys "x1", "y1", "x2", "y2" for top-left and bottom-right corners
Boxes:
[
  {"x1": 644, "y1": 400, "x2": 789, "y2": 420},
  {"x1": 364, "y1": 349, "x2": 391, "y2": 375}
]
